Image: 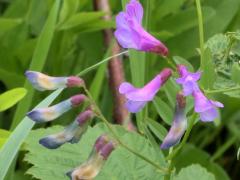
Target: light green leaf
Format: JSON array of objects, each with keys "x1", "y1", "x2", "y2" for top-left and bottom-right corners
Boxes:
[
  {"x1": 231, "y1": 63, "x2": 240, "y2": 84},
  {"x1": 174, "y1": 164, "x2": 215, "y2": 180},
  {"x1": 153, "y1": 97, "x2": 173, "y2": 125},
  {"x1": 147, "y1": 118, "x2": 167, "y2": 141},
  {"x1": 200, "y1": 48, "x2": 216, "y2": 90},
  {"x1": 24, "y1": 124, "x2": 166, "y2": 180},
  {"x1": 163, "y1": 78, "x2": 180, "y2": 107},
  {"x1": 0, "y1": 18, "x2": 22, "y2": 34},
  {"x1": 0, "y1": 129, "x2": 11, "y2": 149},
  {"x1": 0, "y1": 88, "x2": 27, "y2": 112},
  {"x1": 173, "y1": 56, "x2": 194, "y2": 72},
  {"x1": 59, "y1": 0, "x2": 80, "y2": 24}
]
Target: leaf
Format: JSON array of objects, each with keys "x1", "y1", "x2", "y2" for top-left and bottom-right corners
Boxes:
[
  {"x1": 231, "y1": 63, "x2": 240, "y2": 84},
  {"x1": 59, "y1": 0, "x2": 80, "y2": 25},
  {"x1": 0, "y1": 129, "x2": 11, "y2": 149},
  {"x1": 174, "y1": 144, "x2": 230, "y2": 180},
  {"x1": 0, "y1": 89, "x2": 63, "y2": 180},
  {"x1": 58, "y1": 12, "x2": 106, "y2": 30},
  {"x1": 163, "y1": 78, "x2": 181, "y2": 107},
  {"x1": 11, "y1": 0, "x2": 61, "y2": 129},
  {"x1": 0, "y1": 18, "x2": 22, "y2": 34},
  {"x1": 173, "y1": 56, "x2": 194, "y2": 72},
  {"x1": 147, "y1": 118, "x2": 167, "y2": 141},
  {"x1": 153, "y1": 97, "x2": 174, "y2": 125},
  {"x1": 174, "y1": 164, "x2": 215, "y2": 180},
  {"x1": 0, "y1": 88, "x2": 27, "y2": 112},
  {"x1": 200, "y1": 48, "x2": 216, "y2": 90},
  {"x1": 24, "y1": 124, "x2": 166, "y2": 180}
]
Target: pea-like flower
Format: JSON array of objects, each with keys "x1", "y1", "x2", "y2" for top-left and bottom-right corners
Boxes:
[
  {"x1": 161, "y1": 93, "x2": 187, "y2": 149},
  {"x1": 39, "y1": 110, "x2": 94, "y2": 149},
  {"x1": 114, "y1": 0, "x2": 168, "y2": 56},
  {"x1": 176, "y1": 65, "x2": 201, "y2": 96},
  {"x1": 193, "y1": 91, "x2": 224, "y2": 122},
  {"x1": 66, "y1": 135, "x2": 116, "y2": 180},
  {"x1": 27, "y1": 94, "x2": 86, "y2": 123},
  {"x1": 119, "y1": 68, "x2": 172, "y2": 113},
  {"x1": 25, "y1": 71, "x2": 84, "y2": 91}
]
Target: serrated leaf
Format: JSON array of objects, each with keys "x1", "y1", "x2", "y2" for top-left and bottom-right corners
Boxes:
[
  {"x1": 174, "y1": 164, "x2": 215, "y2": 180},
  {"x1": 0, "y1": 88, "x2": 27, "y2": 112},
  {"x1": 24, "y1": 124, "x2": 166, "y2": 180}
]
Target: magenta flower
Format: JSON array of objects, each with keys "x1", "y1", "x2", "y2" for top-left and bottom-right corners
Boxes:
[
  {"x1": 27, "y1": 94, "x2": 86, "y2": 123},
  {"x1": 119, "y1": 68, "x2": 172, "y2": 113},
  {"x1": 67, "y1": 135, "x2": 116, "y2": 179},
  {"x1": 176, "y1": 65, "x2": 201, "y2": 96},
  {"x1": 114, "y1": 0, "x2": 168, "y2": 56},
  {"x1": 161, "y1": 93, "x2": 187, "y2": 149},
  {"x1": 39, "y1": 109, "x2": 94, "y2": 149},
  {"x1": 193, "y1": 91, "x2": 224, "y2": 122},
  {"x1": 25, "y1": 71, "x2": 84, "y2": 91}
]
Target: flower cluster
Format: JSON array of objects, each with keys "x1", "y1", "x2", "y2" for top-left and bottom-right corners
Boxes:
[
  {"x1": 26, "y1": 71, "x2": 116, "y2": 178},
  {"x1": 115, "y1": 0, "x2": 224, "y2": 149}
]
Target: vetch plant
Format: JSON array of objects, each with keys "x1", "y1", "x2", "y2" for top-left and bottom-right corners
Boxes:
[{"x1": 1, "y1": 0, "x2": 240, "y2": 179}]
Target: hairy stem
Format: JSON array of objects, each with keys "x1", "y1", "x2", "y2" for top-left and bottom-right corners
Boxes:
[{"x1": 83, "y1": 86, "x2": 168, "y2": 174}]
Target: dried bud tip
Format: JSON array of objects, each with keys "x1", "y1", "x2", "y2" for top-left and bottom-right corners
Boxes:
[
  {"x1": 176, "y1": 92, "x2": 186, "y2": 108},
  {"x1": 160, "y1": 68, "x2": 172, "y2": 83},
  {"x1": 76, "y1": 110, "x2": 94, "y2": 125},
  {"x1": 70, "y1": 94, "x2": 86, "y2": 107},
  {"x1": 95, "y1": 135, "x2": 109, "y2": 152},
  {"x1": 100, "y1": 141, "x2": 115, "y2": 160}
]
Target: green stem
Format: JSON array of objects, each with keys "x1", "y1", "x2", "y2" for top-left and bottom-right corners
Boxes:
[
  {"x1": 211, "y1": 136, "x2": 237, "y2": 161},
  {"x1": 76, "y1": 51, "x2": 128, "y2": 76},
  {"x1": 195, "y1": 0, "x2": 205, "y2": 66},
  {"x1": 205, "y1": 86, "x2": 240, "y2": 94},
  {"x1": 83, "y1": 87, "x2": 168, "y2": 174},
  {"x1": 167, "y1": 113, "x2": 197, "y2": 160}
]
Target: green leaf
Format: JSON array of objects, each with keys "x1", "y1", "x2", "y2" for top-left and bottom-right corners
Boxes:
[
  {"x1": 24, "y1": 124, "x2": 166, "y2": 180},
  {"x1": 0, "y1": 89, "x2": 63, "y2": 180},
  {"x1": 200, "y1": 48, "x2": 216, "y2": 90},
  {"x1": 163, "y1": 78, "x2": 180, "y2": 107},
  {"x1": 231, "y1": 63, "x2": 240, "y2": 84},
  {"x1": 174, "y1": 144, "x2": 230, "y2": 180},
  {"x1": 0, "y1": 18, "x2": 22, "y2": 34},
  {"x1": 0, "y1": 129, "x2": 11, "y2": 149},
  {"x1": 59, "y1": 0, "x2": 80, "y2": 25},
  {"x1": 58, "y1": 12, "x2": 106, "y2": 30},
  {"x1": 0, "y1": 88, "x2": 27, "y2": 112},
  {"x1": 147, "y1": 118, "x2": 167, "y2": 141},
  {"x1": 11, "y1": 0, "x2": 61, "y2": 129},
  {"x1": 153, "y1": 97, "x2": 173, "y2": 125},
  {"x1": 173, "y1": 56, "x2": 194, "y2": 72},
  {"x1": 174, "y1": 164, "x2": 215, "y2": 180}
]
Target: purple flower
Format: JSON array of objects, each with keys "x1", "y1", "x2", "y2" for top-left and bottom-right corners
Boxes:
[
  {"x1": 25, "y1": 71, "x2": 84, "y2": 91},
  {"x1": 27, "y1": 94, "x2": 86, "y2": 123},
  {"x1": 119, "y1": 68, "x2": 172, "y2": 113},
  {"x1": 192, "y1": 91, "x2": 224, "y2": 122},
  {"x1": 66, "y1": 135, "x2": 116, "y2": 180},
  {"x1": 176, "y1": 65, "x2": 201, "y2": 96},
  {"x1": 161, "y1": 93, "x2": 187, "y2": 149},
  {"x1": 39, "y1": 109, "x2": 94, "y2": 149},
  {"x1": 114, "y1": 0, "x2": 168, "y2": 56}
]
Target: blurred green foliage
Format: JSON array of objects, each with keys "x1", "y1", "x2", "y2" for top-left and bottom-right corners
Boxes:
[{"x1": 0, "y1": 0, "x2": 240, "y2": 179}]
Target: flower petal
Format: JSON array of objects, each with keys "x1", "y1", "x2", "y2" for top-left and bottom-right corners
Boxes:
[{"x1": 125, "y1": 100, "x2": 146, "y2": 113}]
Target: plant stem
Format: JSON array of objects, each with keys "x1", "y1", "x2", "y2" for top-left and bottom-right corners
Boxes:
[
  {"x1": 167, "y1": 113, "x2": 197, "y2": 160},
  {"x1": 211, "y1": 136, "x2": 237, "y2": 161},
  {"x1": 83, "y1": 86, "x2": 168, "y2": 174},
  {"x1": 76, "y1": 51, "x2": 128, "y2": 76},
  {"x1": 204, "y1": 86, "x2": 240, "y2": 94},
  {"x1": 195, "y1": 0, "x2": 205, "y2": 66}
]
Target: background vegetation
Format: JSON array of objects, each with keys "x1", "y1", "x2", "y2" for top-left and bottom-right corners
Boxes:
[{"x1": 0, "y1": 0, "x2": 240, "y2": 179}]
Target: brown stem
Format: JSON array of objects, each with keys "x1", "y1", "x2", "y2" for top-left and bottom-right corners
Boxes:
[{"x1": 93, "y1": 0, "x2": 135, "y2": 130}]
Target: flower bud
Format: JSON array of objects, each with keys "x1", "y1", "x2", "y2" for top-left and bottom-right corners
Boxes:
[{"x1": 27, "y1": 94, "x2": 86, "y2": 123}]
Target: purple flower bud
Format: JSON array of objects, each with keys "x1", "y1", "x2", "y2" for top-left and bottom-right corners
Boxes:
[
  {"x1": 119, "y1": 68, "x2": 172, "y2": 113},
  {"x1": 193, "y1": 91, "x2": 224, "y2": 122},
  {"x1": 25, "y1": 71, "x2": 84, "y2": 91},
  {"x1": 114, "y1": 0, "x2": 168, "y2": 56},
  {"x1": 99, "y1": 142, "x2": 115, "y2": 160},
  {"x1": 27, "y1": 94, "x2": 86, "y2": 123},
  {"x1": 76, "y1": 110, "x2": 94, "y2": 126},
  {"x1": 176, "y1": 65, "x2": 201, "y2": 96},
  {"x1": 66, "y1": 135, "x2": 116, "y2": 180},
  {"x1": 161, "y1": 92, "x2": 187, "y2": 149},
  {"x1": 39, "y1": 110, "x2": 94, "y2": 149}
]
